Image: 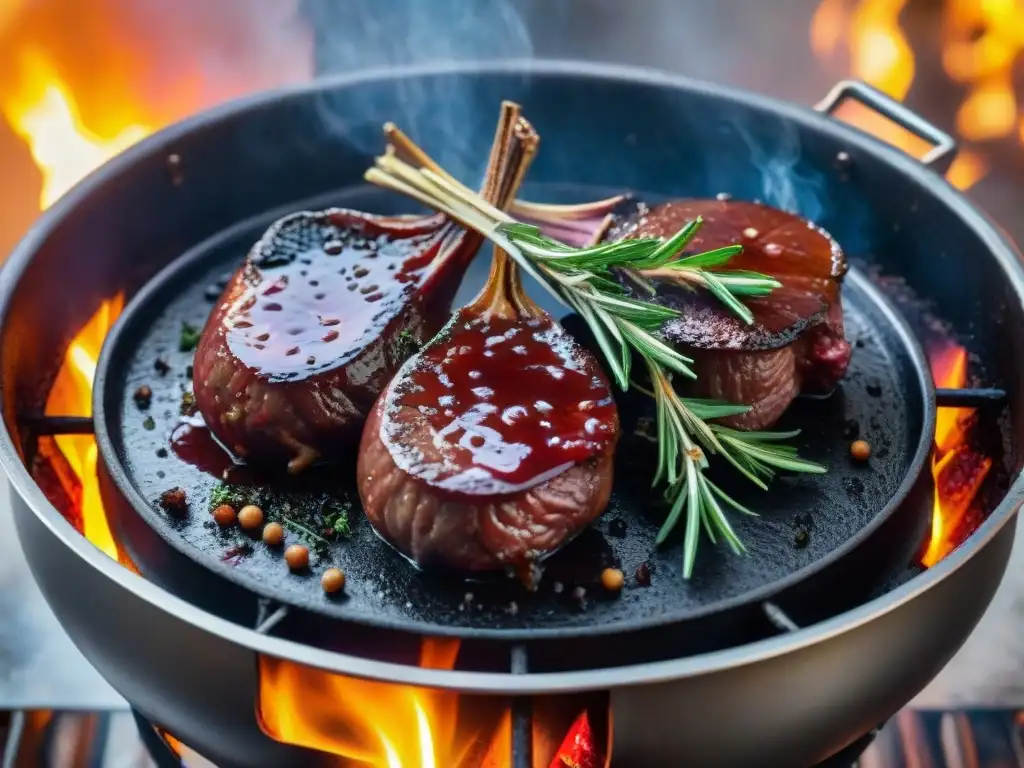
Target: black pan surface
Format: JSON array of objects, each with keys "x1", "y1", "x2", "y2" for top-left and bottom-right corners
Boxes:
[{"x1": 95, "y1": 182, "x2": 934, "y2": 639}]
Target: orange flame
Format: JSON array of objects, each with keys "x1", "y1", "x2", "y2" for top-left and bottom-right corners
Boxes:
[
  {"x1": 0, "y1": 1, "x2": 313, "y2": 206},
  {"x1": 810, "y1": 0, "x2": 993, "y2": 190},
  {"x1": 6, "y1": 1, "x2": 311, "y2": 561},
  {"x1": 2, "y1": 50, "x2": 150, "y2": 208},
  {"x1": 42, "y1": 296, "x2": 123, "y2": 560},
  {"x1": 942, "y1": 0, "x2": 1024, "y2": 143},
  {"x1": 259, "y1": 638, "x2": 517, "y2": 767},
  {"x1": 922, "y1": 344, "x2": 992, "y2": 566}
]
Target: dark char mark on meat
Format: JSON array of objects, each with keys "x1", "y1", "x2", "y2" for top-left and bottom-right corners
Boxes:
[{"x1": 608, "y1": 198, "x2": 853, "y2": 431}]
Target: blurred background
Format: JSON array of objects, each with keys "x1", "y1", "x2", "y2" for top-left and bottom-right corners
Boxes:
[{"x1": 0, "y1": 0, "x2": 1021, "y2": 711}]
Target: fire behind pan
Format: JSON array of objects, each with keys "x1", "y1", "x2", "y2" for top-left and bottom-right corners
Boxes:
[{"x1": 93, "y1": 182, "x2": 936, "y2": 641}]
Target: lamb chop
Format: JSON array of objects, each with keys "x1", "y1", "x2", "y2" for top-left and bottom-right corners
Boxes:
[
  {"x1": 192, "y1": 104, "x2": 529, "y2": 474},
  {"x1": 357, "y1": 108, "x2": 620, "y2": 581},
  {"x1": 607, "y1": 198, "x2": 851, "y2": 430}
]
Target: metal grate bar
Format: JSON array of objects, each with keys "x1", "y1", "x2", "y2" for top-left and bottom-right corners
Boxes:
[
  {"x1": 254, "y1": 599, "x2": 290, "y2": 635},
  {"x1": 935, "y1": 387, "x2": 1006, "y2": 407},
  {"x1": 761, "y1": 601, "x2": 800, "y2": 634},
  {"x1": 19, "y1": 415, "x2": 95, "y2": 435},
  {"x1": 510, "y1": 644, "x2": 532, "y2": 768}
]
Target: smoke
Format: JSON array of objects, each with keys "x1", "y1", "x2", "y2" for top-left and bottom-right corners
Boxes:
[
  {"x1": 306, "y1": 0, "x2": 534, "y2": 184},
  {"x1": 734, "y1": 120, "x2": 824, "y2": 224}
]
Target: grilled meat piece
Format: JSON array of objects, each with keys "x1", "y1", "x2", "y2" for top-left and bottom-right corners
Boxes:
[
  {"x1": 192, "y1": 112, "x2": 525, "y2": 474},
  {"x1": 357, "y1": 307, "x2": 618, "y2": 579},
  {"x1": 611, "y1": 199, "x2": 851, "y2": 430},
  {"x1": 358, "y1": 108, "x2": 619, "y2": 581}
]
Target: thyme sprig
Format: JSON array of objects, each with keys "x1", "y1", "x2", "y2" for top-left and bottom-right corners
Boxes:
[{"x1": 365, "y1": 144, "x2": 824, "y2": 578}]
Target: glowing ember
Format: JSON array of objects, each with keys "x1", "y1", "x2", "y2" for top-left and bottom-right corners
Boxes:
[
  {"x1": 922, "y1": 343, "x2": 992, "y2": 567},
  {"x1": 259, "y1": 639, "x2": 515, "y2": 767},
  {"x1": 810, "y1": 0, "x2": 994, "y2": 191},
  {"x1": 549, "y1": 711, "x2": 607, "y2": 768}
]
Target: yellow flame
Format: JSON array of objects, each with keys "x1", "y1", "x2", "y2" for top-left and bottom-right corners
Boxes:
[
  {"x1": 810, "y1": 0, "x2": 994, "y2": 189},
  {"x1": 259, "y1": 639, "x2": 472, "y2": 767},
  {"x1": 849, "y1": 0, "x2": 914, "y2": 99},
  {"x1": 44, "y1": 296, "x2": 124, "y2": 561},
  {"x1": 2, "y1": 50, "x2": 150, "y2": 208},
  {"x1": 942, "y1": 0, "x2": 1024, "y2": 146},
  {"x1": 956, "y1": 77, "x2": 1017, "y2": 141},
  {"x1": 810, "y1": 0, "x2": 849, "y2": 58}
]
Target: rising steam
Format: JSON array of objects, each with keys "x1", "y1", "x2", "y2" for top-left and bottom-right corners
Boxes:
[
  {"x1": 307, "y1": 0, "x2": 533, "y2": 184},
  {"x1": 734, "y1": 121, "x2": 824, "y2": 224}
]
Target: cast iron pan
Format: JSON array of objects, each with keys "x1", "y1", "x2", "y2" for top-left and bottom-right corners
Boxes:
[{"x1": 94, "y1": 182, "x2": 936, "y2": 640}]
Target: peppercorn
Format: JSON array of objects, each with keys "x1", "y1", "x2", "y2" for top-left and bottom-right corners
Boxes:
[
  {"x1": 238, "y1": 504, "x2": 264, "y2": 531},
  {"x1": 262, "y1": 522, "x2": 284, "y2": 546},
  {"x1": 285, "y1": 544, "x2": 309, "y2": 571},
  {"x1": 212, "y1": 504, "x2": 236, "y2": 527},
  {"x1": 133, "y1": 385, "x2": 153, "y2": 409},
  {"x1": 635, "y1": 562, "x2": 652, "y2": 587},
  {"x1": 850, "y1": 440, "x2": 871, "y2": 461},
  {"x1": 159, "y1": 487, "x2": 187, "y2": 515},
  {"x1": 601, "y1": 568, "x2": 625, "y2": 593},
  {"x1": 321, "y1": 568, "x2": 345, "y2": 593}
]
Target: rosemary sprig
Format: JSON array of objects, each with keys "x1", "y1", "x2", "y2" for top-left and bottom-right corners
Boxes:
[{"x1": 365, "y1": 148, "x2": 824, "y2": 578}]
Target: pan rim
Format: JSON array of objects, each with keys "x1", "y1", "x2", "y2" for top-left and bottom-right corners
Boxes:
[{"x1": 0, "y1": 59, "x2": 1019, "y2": 692}]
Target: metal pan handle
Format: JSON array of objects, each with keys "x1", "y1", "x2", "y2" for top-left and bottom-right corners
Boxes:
[{"x1": 815, "y1": 79, "x2": 958, "y2": 173}]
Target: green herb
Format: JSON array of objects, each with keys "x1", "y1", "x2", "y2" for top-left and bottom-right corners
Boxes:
[
  {"x1": 207, "y1": 482, "x2": 353, "y2": 552},
  {"x1": 365, "y1": 138, "x2": 825, "y2": 578},
  {"x1": 180, "y1": 390, "x2": 197, "y2": 417},
  {"x1": 142, "y1": 415, "x2": 156, "y2": 431},
  {"x1": 209, "y1": 481, "x2": 249, "y2": 511},
  {"x1": 392, "y1": 329, "x2": 420, "y2": 362},
  {"x1": 323, "y1": 502, "x2": 353, "y2": 539},
  {"x1": 281, "y1": 517, "x2": 331, "y2": 551},
  {"x1": 179, "y1": 322, "x2": 201, "y2": 353}
]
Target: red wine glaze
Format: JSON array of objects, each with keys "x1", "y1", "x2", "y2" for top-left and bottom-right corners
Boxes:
[
  {"x1": 222, "y1": 217, "x2": 443, "y2": 382},
  {"x1": 191, "y1": 208, "x2": 479, "y2": 473},
  {"x1": 380, "y1": 311, "x2": 617, "y2": 496},
  {"x1": 170, "y1": 419, "x2": 249, "y2": 482}
]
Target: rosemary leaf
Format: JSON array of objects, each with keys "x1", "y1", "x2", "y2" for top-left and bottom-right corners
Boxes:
[
  {"x1": 683, "y1": 400, "x2": 753, "y2": 420},
  {"x1": 713, "y1": 426, "x2": 802, "y2": 441},
  {"x1": 704, "y1": 476, "x2": 758, "y2": 517},
  {"x1": 701, "y1": 270, "x2": 755, "y2": 325},
  {"x1": 586, "y1": 291, "x2": 680, "y2": 326},
  {"x1": 571, "y1": 294, "x2": 629, "y2": 390},
  {"x1": 670, "y1": 244, "x2": 744, "y2": 269},
  {"x1": 682, "y1": 459, "x2": 701, "y2": 578},
  {"x1": 656, "y1": 477, "x2": 688, "y2": 545},
  {"x1": 633, "y1": 217, "x2": 703, "y2": 269}
]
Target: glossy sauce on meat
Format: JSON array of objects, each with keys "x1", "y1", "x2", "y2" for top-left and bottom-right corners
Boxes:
[
  {"x1": 379, "y1": 312, "x2": 617, "y2": 496},
  {"x1": 614, "y1": 199, "x2": 845, "y2": 350},
  {"x1": 223, "y1": 219, "x2": 444, "y2": 382}
]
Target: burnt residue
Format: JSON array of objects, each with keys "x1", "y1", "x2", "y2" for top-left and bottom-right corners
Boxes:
[
  {"x1": 132, "y1": 385, "x2": 152, "y2": 410},
  {"x1": 159, "y1": 487, "x2": 188, "y2": 515}
]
